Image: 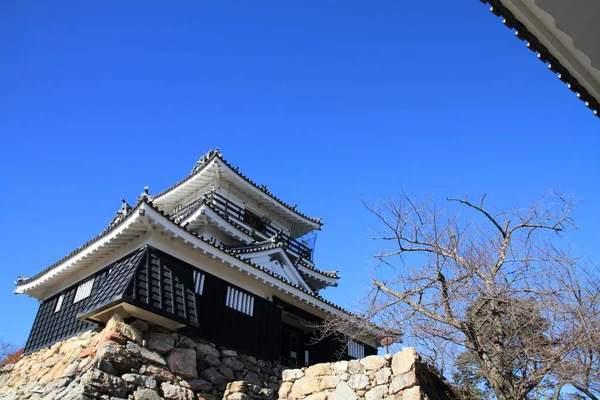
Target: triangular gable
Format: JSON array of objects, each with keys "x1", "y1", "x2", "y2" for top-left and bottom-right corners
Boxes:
[{"x1": 239, "y1": 247, "x2": 313, "y2": 292}]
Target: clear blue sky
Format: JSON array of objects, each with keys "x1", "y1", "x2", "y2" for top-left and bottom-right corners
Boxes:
[{"x1": 0, "y1": 1, "x2": 598, "y2": 348}]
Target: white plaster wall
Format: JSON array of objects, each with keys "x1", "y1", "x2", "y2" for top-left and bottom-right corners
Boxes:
[{"x1": 245, "y1": 254, "x2": 299, "y2": 286}]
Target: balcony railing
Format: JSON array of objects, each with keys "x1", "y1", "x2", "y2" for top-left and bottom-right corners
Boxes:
[{"x1": 206, "y1": 191, "x2": 313, "y2": 260}]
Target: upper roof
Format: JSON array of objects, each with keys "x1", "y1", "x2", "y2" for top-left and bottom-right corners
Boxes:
[
  {"x1": 151, "y1": 149, "x2": 323, "y2": 237},
  {"x1": 480, "y1": 0, "x2": 600, "y2": 117}
]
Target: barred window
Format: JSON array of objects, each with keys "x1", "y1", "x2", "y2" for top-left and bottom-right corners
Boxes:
[
  {"x1": 348, "y1": 342, "x2": 365, "y2": 359},
  {"x1": 225, "y1": 286, "x2": 254, "y2": 316},
  {"x1": 73, "y1": 278, "x2": 95, "y2": 303},
  {"x1": 54, "y1": 294, "x2": 65, "y2": 312},
  {"x1": 193, "y1": 270, "x2": 205, "y2": 295}
]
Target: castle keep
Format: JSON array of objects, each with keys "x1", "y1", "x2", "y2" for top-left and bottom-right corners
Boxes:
[{"x1": 15, "y1": 149, "x2": 386, "y2": 367}]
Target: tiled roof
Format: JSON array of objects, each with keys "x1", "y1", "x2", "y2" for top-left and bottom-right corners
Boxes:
[
  {"x1": 480, "y1": 0, "x2": 599, "y2": 117},
  {"x1": 15, "y1": 201, "x2": 138, "y2": 287},
  {"x1": 16, "y1": 198, "x2": 392, "y2": 336},
  {"x1": 172, "y1": 197, "x2": 205, "y2": 223},
  {"x1": 225, "y1": 241, "x2": 286, "y2": 255},
  {"x1": 77, "y1": 247, "x2": 146, "y2": 317},
  {"x1": 153, "y1": 149, "x2": 323, "y2": 225},
  {"x1": 296, "y1": 259, "x2": 340, "y2": 279}
]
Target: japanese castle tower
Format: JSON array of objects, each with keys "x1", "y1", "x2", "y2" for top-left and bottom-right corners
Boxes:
[{"x1": 15, "y1": 149, "x2": 384, "y2": 366}]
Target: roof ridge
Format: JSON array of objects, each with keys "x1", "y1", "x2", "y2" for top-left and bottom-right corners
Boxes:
[{"x1": 152, "y1": 148, "x2": 323, "y2": 225}]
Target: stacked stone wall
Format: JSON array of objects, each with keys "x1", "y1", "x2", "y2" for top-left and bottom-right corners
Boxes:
[
  {"x1": 278, "y1": 349, "x2": 455, "y2": 400},
  {"x1": 0, "y1": 316, "x2": 283, "y2": 400},
  {"x1": 0, "y1": 318, "x2": 454, "y2": 400}
]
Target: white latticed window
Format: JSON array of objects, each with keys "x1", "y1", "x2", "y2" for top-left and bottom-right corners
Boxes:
[
  {"x1": 348, "y1": 342, "x2": 365, "y2": 359},
  {"x1": 74, "y1": 278, "x2": 95, "y2": 303},
  {"x1": 225, "y1": 286, "x2": 254, "y2": 316},
  {"x1": 193, "y1": 270, "x2": 205, "y2": 295},
  {"x1": 54, "y1": 294, "x2": 65, "y2": 312}
]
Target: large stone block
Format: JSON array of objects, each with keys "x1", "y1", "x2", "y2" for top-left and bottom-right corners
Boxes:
[
  {"x1": 360, "y1": 355, "x2": 387, "y2": 371},
  {"x1": 319, "y1": 375, "x2": 340, "y2": 390},
  {"x1": 134, "y1": 388, "x2": 164, "y2": 400},
  {"x1": 105, "y1": 316, "x2": 143, "y2": 344},
  {"x1": 282, "y1": 369, "x2": 304, "y2": 382},
  {"x1": 141, "y1": 365, "x2": 176, "y2": 383},
  {"x1": 391, "y1": 348, "x2": 417, "y2": 375},
  {"x1": 348, "y1": 373, "x2": 370, "y2": 390},
  {"x1": 161, "y1": 382, "x2": 195, "y2": 400},
  {"x1": 81, "y1": 368, "x2": 128, "y2": 398},
  {"x1": 127, "y1": 342, "x2": 167, "y2": 367},
  {"x1": 196, "y1": 343, "x2": 220, "y2": 359},
  {"x1": 278, "y1": 381, "x2": 293, "y2": 398},
  {"x1": 290, "y1": 376, "x2": 321, "y2": 397},
  {"x1": 365, "y1": 384, "x2": 389, "y2": 400},
  {"x1": 200, "y1": 367, "x2": 227, "y2": 385},
  {"x1": 402, "y1": 385, "x2": 422, "y2": 400},
  {"x1": 182, "y1": 378, "x2": 212, "y2": 391},
  {"x1": 333, "y1": 360, "x2": 349, "y2": 372},
  {"x1": 305, "y1": 362, "x2": 332, "y2": 377},
  {"x1": 222, "y1": 356, "x2": 244, "y2": 372},
  {"x1": 122, "y1": 373, "x2": 158, "y2": 389},
  {"x1": 167, "y1": 348, "x2": 197, "y2": 378},
  {"x1": 96, "y1": 341, "x2": 140, "y2": 374},
  {"x1": 146, "y1": 332, "x2": 176, "y2": 354},
  {"x1": 334, "y1": 381, "x2": 360, "y2": 400},
  {"x1": 389, "y1": 370, "x2": 417, "y2": 394},
  {"x1": 178, "y1": 335, "x2": 197, "y2": 349},
  {"x1": 242, "y1": 371, "x2": 262, "y2": 387},
  {"x1": 374, "y1": 367, "x2": 392, "y2": 385},
  {"x1": 347, "y1": 360, "x2": 364, "y2": 374}
]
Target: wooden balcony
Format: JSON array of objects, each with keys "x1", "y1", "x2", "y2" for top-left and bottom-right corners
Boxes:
[{"x1": 206, "y1": 191, "x2": 313, "y2": 260}]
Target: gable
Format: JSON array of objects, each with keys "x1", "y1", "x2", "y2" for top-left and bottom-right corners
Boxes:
[{"x1": 241, "y1": 248, "x2": 313, "y2": 292}]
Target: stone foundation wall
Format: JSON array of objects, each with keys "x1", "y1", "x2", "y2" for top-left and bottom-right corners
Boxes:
[
  {"x1": 0, "y1": 316, "x2": 283, "y2": 400},
  {"x1": 0, "y1": 318, "x2": 454, "y2": 400},
  {"x1": 278, "y1": 349, "x2": 455, "y2": 400}
]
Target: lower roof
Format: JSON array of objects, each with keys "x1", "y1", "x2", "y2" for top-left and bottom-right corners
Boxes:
[{"x1": 14, "y1": 198, "x2": 396, "y2": 339}]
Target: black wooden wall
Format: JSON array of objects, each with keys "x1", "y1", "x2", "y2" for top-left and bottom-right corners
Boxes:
[
  {"x1": 24, "y1": 246, "x2": 373, "y2": 363},
  {"x1": 23, "y1": 248, "x2": 147, "y2": 354},
  {"x1": 23, "y1": 269, "x2": 109, "y2": 354},
  {"x1": 139, "y1": 247, "x2": 282, "y2": 360}
]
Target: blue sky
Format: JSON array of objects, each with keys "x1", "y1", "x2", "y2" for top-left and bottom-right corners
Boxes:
[{"x1": 0, "y1": 1, "x2": 598, "y2": 348}]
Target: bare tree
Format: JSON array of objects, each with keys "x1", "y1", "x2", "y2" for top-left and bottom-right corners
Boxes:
[
  {"x1": 351, "y1": 191, "x2": 599, "y2": 400},
  {"x1": 0, "y1": 339, "x2": 21, "y2": 368}
]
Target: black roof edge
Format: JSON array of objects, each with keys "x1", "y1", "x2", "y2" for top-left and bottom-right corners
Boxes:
[{"x1": 480, "y1": 0, "x2": 600, "y2": 117}]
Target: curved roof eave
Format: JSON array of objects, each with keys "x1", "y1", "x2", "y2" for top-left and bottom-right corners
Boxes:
[
  {"x1": 14, "y1": 201, "x2": 147, "y2": 293},
  {"x1": 480, "y1": 0, "x2": 600, "y2": 117}
]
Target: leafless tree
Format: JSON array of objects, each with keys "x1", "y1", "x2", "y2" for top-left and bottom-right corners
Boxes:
[
  {"x1": 0, "y1": 339, "x2": 21, "y2": 368},
  {"x1": 330, "y1": 191, "x2": 600, "y2": 400}
]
